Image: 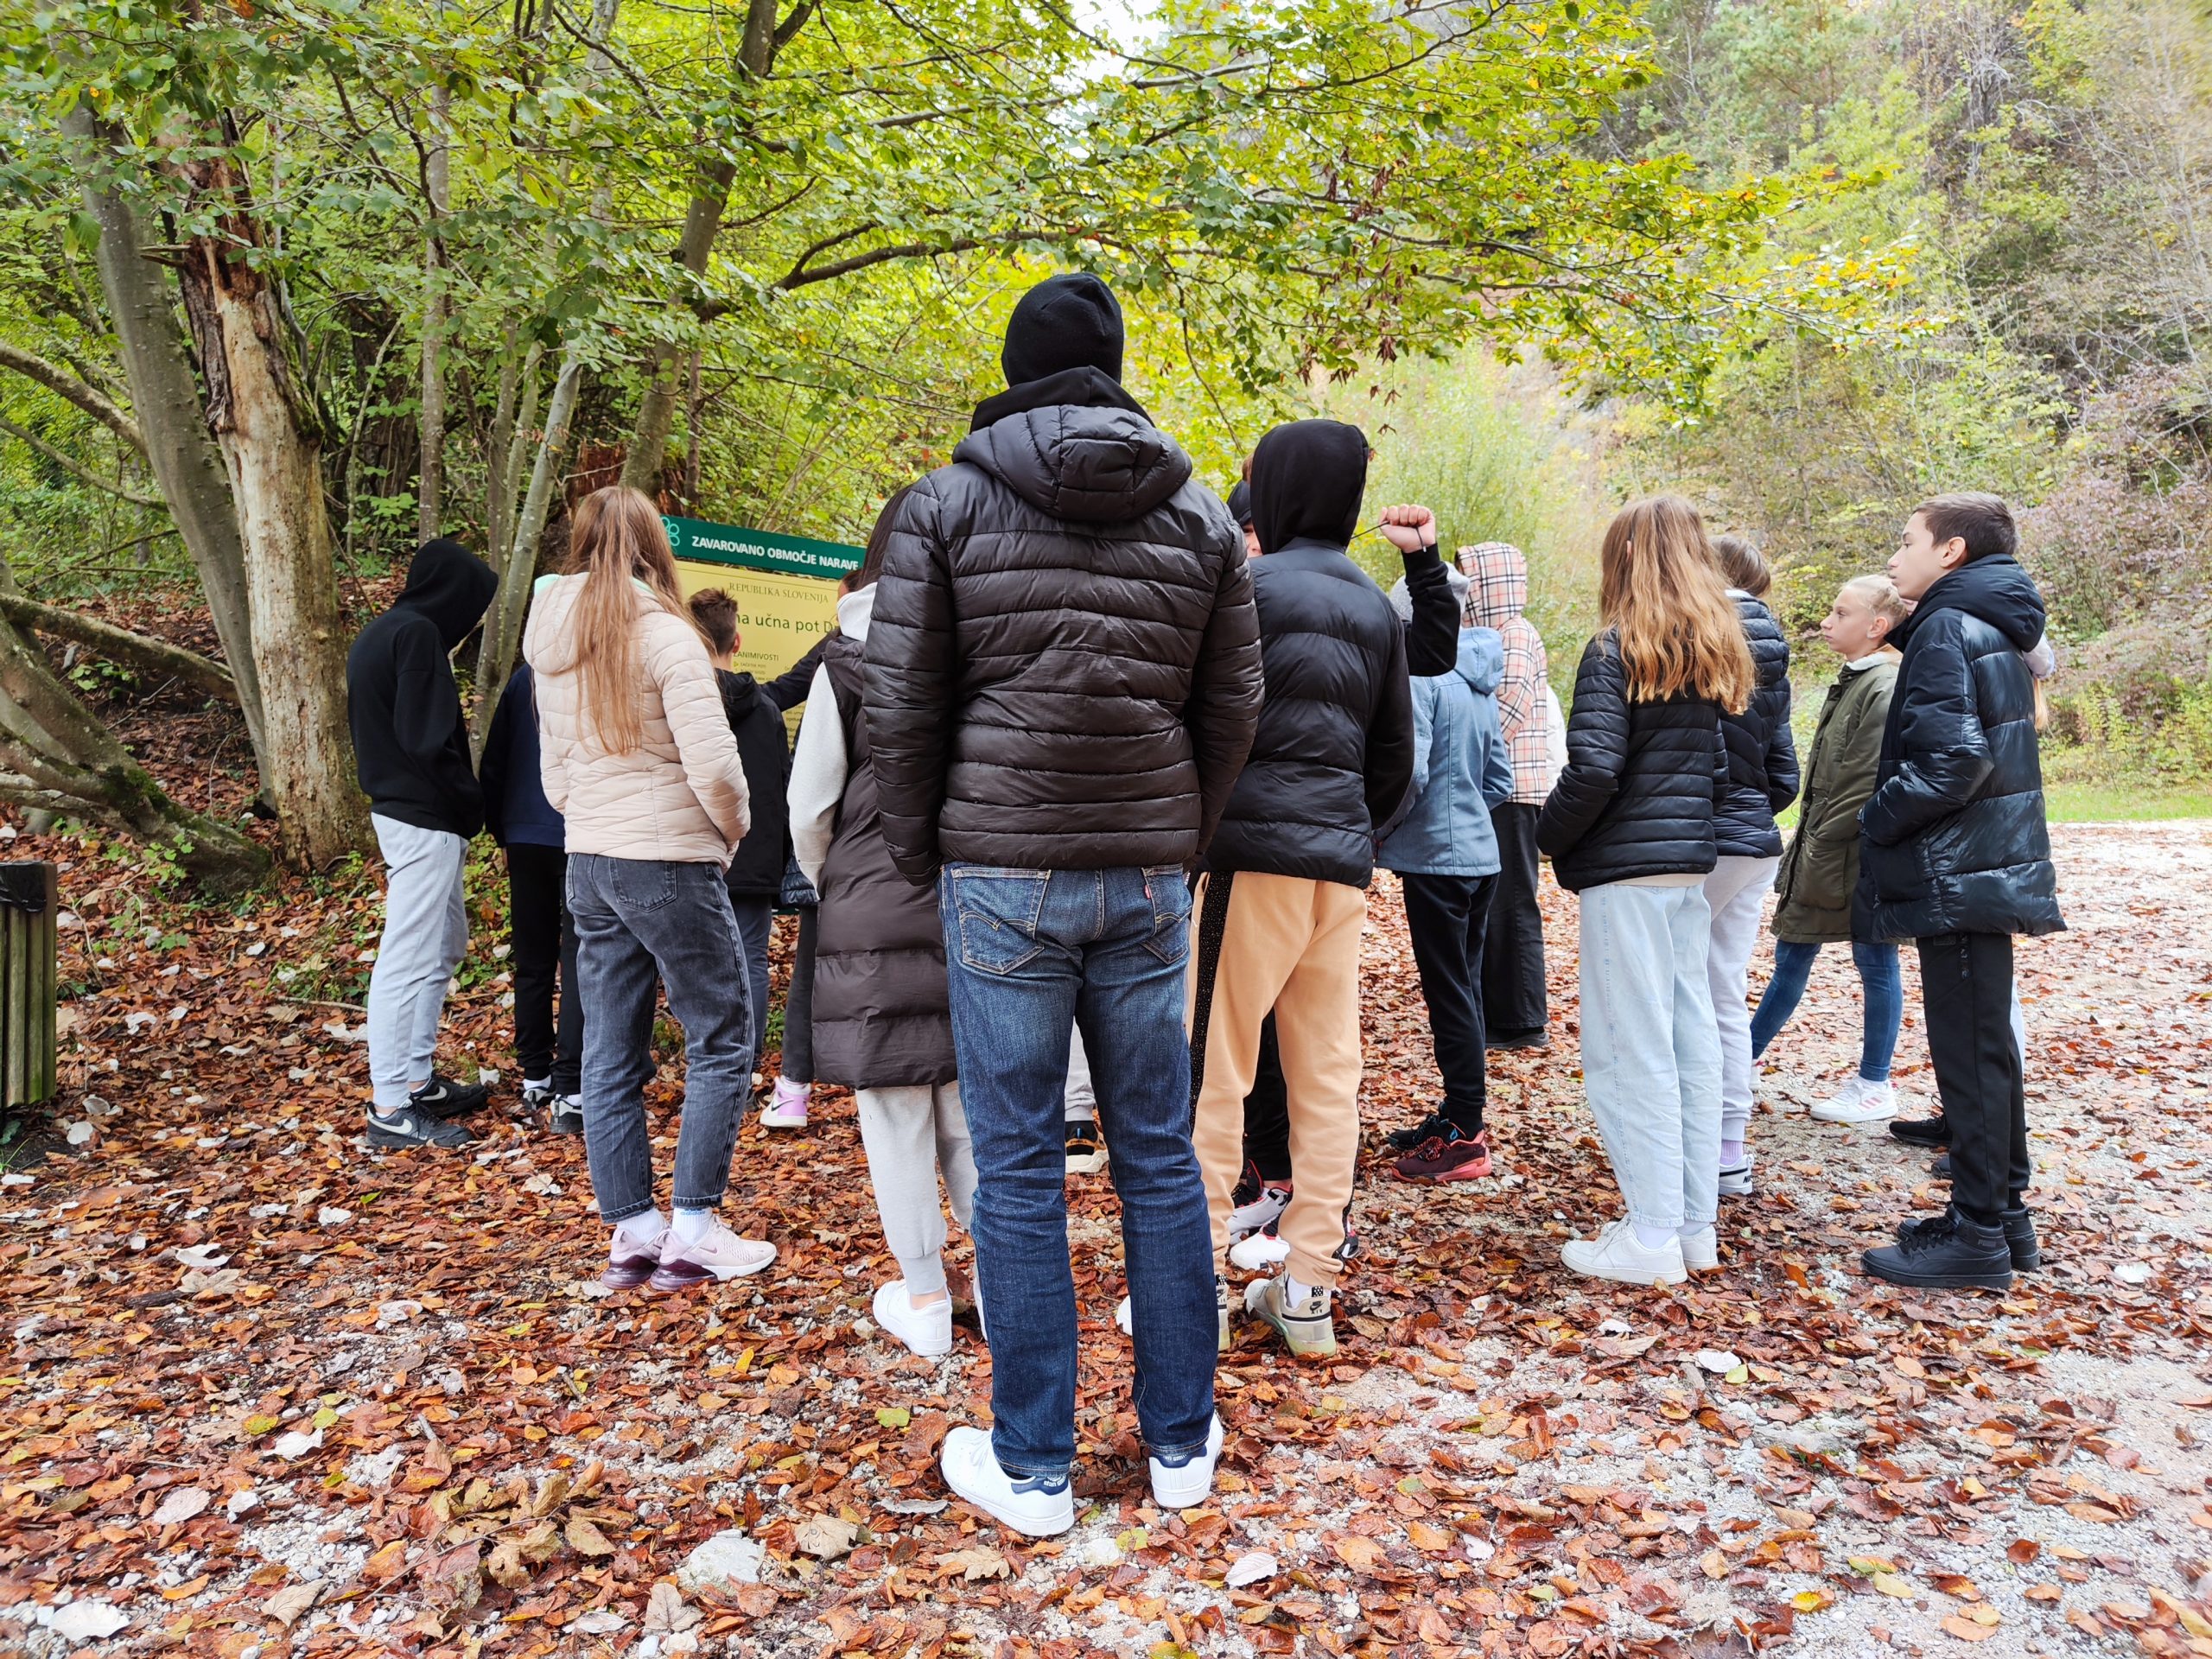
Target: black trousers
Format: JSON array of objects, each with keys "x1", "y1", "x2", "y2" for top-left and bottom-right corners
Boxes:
[
  {"x1": 1243, "y1": 1014, "x2": 1292, "y2": 1182},
  {"x1": 1918, "y1": 931, "x2": 2029, "y2": 1224},
  {"x1": 507, "y1": 842, "x2": 582, "y2": 1094},
  {"x1": 1483, "y1": 802, "x2": 1547, "y2": 1039},
  {"x1": 1401, "y1": 871, "x2": 1498, "y2": 1132},
  {"x1": 781, "y1": 906, "x2": 818, "y2": 1083}
]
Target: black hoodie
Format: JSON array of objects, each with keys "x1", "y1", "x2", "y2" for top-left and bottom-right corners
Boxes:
[
  {"x1": 1208, "y1": 421, "x2": 1415, "y2": 887},
  {"x1": 1856, "y1": 553, "x2": 2063, "y2": 941},
  {"x1": 861, "y1": 372, "x2": 1262, "y2": 879},
  {"x1": 346, "y1": 538, "x2": 499, "y2": 837}
]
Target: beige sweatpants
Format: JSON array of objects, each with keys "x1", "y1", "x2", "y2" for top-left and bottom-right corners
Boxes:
[{"x1": 1188, "y1": 870, "x2": 1367, "y2": 1288}]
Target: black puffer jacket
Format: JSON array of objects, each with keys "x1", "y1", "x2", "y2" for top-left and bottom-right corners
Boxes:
[
  {"x1": 1535, "y1": 631, "x2": 1729, "y2": 892},
  {"x1": 1717, "y1": 593, "x2": 1800, "y2": 858},
  {"x1": 1857, "y1": 555, "x2": 2063, "y2": 942},
  {"x1": 1208, "y1": 542, "x2": 1415, "y2": 887},
  {"x1": 863, "y1": 371, "x2": 1264, "y2": 881}
]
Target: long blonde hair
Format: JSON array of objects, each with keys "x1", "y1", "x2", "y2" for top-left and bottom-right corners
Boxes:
[
  {"x1": 568, "y1": 486, "x2": 699, "y2": 754},
  {"x1": 1598, "y1": 495, "x2": 1756, "y2": 715}
]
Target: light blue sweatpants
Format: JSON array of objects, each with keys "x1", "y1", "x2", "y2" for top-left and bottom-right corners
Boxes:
[{"x1": 365, "y1": 814, "x2": 469, "y2": 1112}]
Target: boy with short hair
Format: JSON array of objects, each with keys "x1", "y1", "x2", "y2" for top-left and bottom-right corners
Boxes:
[
  {"x1": 690, "y1": 588, "x2": 792, "y2": 1065},
  {"x1": 1858, "y1": 493, "x2": 2064, "y2": 1292}
]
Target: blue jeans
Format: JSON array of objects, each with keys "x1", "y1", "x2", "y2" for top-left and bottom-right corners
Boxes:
[
  {"x1": 1577, "y1": 882, "x2": 1722, "y2": 1231},
  {"x1": 569, "y1": 855, "x2": 753, "y2": 1221},
  {"x1": 938, "y1": 863, "x2": 1215, "y2": 1481},
  {"x1": 728, "y1": 893, "x2": 773, "y2": 1056},
  {"x1": 1750, "y1": 939, "x2": 1901, "y2": 1082}
]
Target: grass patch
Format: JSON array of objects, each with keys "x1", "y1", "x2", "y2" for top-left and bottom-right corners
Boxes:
[{"x1": 2044, "y1": 781, "x2": 2212, "y2": 822}]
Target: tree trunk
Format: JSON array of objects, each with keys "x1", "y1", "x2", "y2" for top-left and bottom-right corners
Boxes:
[
  {"x1": 175, "y1": 148, "x2": 368, "y2": 869},
  {"x1": 470, "y1": 352, "x2": 582, "y2": 754},
  {"x1": 417, "y1": 78, "x2": 451, "y2": 543},
  {"x1": 0, "y1": 594, "x2": 238, "y2": 707},
  {"x1": 0, "y1": 609, "x2": 267, "y2": 892},
  {"x1": 67, "y1": 105, "x2": 270, "y2": 765},
  {"x1": 619, "y1": 161, "x2": 735, "y2": 495}
]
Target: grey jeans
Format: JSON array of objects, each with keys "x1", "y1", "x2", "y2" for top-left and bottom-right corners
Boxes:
[
  {"x1": 568, "y1": 854, "x2": 753, "y2": 1221},
  {"x1": 366, "y1": 814, "x2": 468, "y2": 1112},
  {"x1": 855, "y1": 1083, "x2": 977, "y2": 1298}
]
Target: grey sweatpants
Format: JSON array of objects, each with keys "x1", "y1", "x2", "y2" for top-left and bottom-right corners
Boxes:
[
  {"x1": 366, "y1": 813, "x2": 469, "y2": 1112},
  {"x1": 856, "y1": 1083, "x2": 978, "y2": 1299}
]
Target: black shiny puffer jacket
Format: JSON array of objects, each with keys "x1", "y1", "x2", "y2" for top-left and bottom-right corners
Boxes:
[
  {"x1": 1535, "y1": 630, "x2": 1728, "y2": 892},
  {"x1": 863, "y1": 378, "x2": 1263, "y2": 881},
  {"x1": 1716, "y1": 593, "x2": 1800, "y2": 858},
  {"x1": 1857, "y1": 555, "x2": 2064, "y2": 942}
]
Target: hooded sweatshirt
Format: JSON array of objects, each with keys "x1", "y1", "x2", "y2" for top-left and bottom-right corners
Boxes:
[
  {"x1": 1459, "y1": 542, "x2": 1551, "y2": 805},
  {"x1": 1207, "y1": 420, "x2": 1416, "y2": 888},
  {"x1": 1856, "y1": 552, "x2": 2063, "y2": 942},
  {"x1": 1377, "y1": 628, "x2": 1516, "y2": 877},
  {"x1": 862, "y1": 370, "x2": 1262, "y2": 879},
  {"x1": 346, "y1": 537, "x2": 499, "y2": 836}
]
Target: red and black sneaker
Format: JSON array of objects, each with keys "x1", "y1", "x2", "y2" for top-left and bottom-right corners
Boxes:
[{"x1": 1393, "y1": 1124, "x2": 1491, "y2": 1184}]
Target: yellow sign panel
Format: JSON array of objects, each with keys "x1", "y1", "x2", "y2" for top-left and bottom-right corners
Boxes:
[{"x1": 673, "y1": 561, "x2": 841, "y2": 689}]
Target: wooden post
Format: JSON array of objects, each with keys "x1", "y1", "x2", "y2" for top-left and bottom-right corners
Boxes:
[{"x1": 0, "y1": 862, "x2": 56, "y2": 1109}]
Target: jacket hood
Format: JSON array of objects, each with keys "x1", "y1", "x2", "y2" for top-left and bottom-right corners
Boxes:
[
  {"x1": 836, "y1": 582, "x2": 877, "y2": 644},
  {"x1": 955, "y1": 399, "x2": 1193, "y2": 524},
  {"x1": 1249, "y1": 419, "x2": 1367, "y2": 556},
  {"x1": 1902, "y1": 553, "x2": 2047, "y2": 653},
  {"x1": 1462, "y1": 542, "x2": 1528, "y2": 628},
  {"x1": 398, "y1": 537, "x2": 498, "y2": 651},
  {"x1": 1453, "y1": 626, "x2": 1503, "y2": 694}
]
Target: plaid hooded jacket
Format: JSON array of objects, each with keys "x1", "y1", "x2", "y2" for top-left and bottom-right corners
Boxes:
[{"x1": 1459, "y1": 542, "x2": 1551, "y2": 805}]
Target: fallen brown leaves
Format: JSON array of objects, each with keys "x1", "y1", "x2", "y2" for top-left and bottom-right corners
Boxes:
[{"x1": 1, "y1": 696, "x2": 2210, "y2": 1659}]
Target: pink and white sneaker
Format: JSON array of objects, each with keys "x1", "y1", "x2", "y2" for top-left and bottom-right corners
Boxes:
[
  {"x1": 649, "y1": 1217, "x2": 778, "y2": 1290},
  {"x1": 601, "y1": 1219, "x2": 670, "y2": 1291},
  {"x1": 760, "y1": 1077, "x2": 810, "y2": 1129}
]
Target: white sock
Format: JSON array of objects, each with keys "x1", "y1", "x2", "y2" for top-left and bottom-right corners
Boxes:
[
  {"x1": 1284, "y1": 1273, "x2": 1325, "y2": 1309},
  {"x1": 1676, "y1": 1221, "x2": 1708, "y2": 1238},
  {"x1": 1632, "y1": 1223, "x2": 1677, "y2": 1251},
  {"x1": 672, "y1": 1207, "x2": 715, "y2": 1243},
  {"x1": 616, "y1": 1209, "x2": 669, "y2": 1245}
]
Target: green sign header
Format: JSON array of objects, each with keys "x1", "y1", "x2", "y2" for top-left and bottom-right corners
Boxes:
[{"x1": 664, "y1": 515, "x2": 864, "y2": 582}]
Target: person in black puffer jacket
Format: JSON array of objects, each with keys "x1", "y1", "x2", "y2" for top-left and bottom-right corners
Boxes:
[
  {"x1": 1191, "y1": 421, "x2": 1414, "y2": 1362},
  {"x1": 862, "y1": 273, "x2": 1262, "y2": 1531},
  {"x1": 1537, "y1": 496, "x2": 1753, "y2": 1290},
  {"x1": 688, "y1": 588, "x2": 795, "y2": 1068},
  {"x1": 1700, "y1": 536, "x2": 1800, "y2": 1199},
  {"x1": 1857, "y1": 493, "x2": 2063, "y2": 1295}
]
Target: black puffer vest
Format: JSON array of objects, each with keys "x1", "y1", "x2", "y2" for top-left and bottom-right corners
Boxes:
[{"x1": 808, "y1": 635, "x2": 957, "y2": 1089}]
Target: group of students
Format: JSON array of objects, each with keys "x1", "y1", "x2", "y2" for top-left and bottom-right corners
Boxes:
[{"x1": 341, "y1": 270, "x2": 2062, "y2": 1539}]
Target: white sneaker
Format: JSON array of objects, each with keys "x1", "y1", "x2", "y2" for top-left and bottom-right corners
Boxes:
[
  {"x1": 649, "y1": 1217, "x2": 777, "y2": 1290},
  {"x1": 1717, "y1": 1153, "x2": 1755, "y2": 1198},
  {"x1": 874, "y1": 1280, "x2": 953, "y2": 1358},
  {"x1": 1811, "y1": 1076, "x2": 1897, "y2": 1124},
  {"x1": 1678, "y1": 1225, "x2": 1719, "y2": 1273},
  {"x1": 1228, "y1": 1181, "x2": 1292, "y2": 1240},
  {"x1": 1114, "y1": 1294, "x2": 1133, "y2": 1335},
  {"x1": 1115, "y1": 1283, "x2": 1231, "y2": 1352},
  {"x1": 1229, "y1": 1230, "x2": 1291, "y2": 1272},
  {"x1": 1560, "y1": 1220, "x2": 1688, "y2": 1287},
  {"x1": 1149, "y1": 1412, "x2": 1224, "y2": 1510},
  {"x1": 760, "y1": 1078, "x2": 810, "y2": 1128},
  {"x1": 939, "y1": 1426, "x2": 1073, "y2": 1536}
]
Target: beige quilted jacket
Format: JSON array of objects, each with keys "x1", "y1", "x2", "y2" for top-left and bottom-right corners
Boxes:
[{"x1": 523, "y1": 574, "x2": 750, "y2": 866}]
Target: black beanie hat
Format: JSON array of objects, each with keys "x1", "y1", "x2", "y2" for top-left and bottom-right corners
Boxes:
[
  {"x1": 1001, "y1": 273, "x2": 1125, "y2": 387},
  {"x1": 1249, "y1": 420, "x2": 1368, "y2": 556},
  {"x1": 1227, "y1": 480, "x2": 1253, "y2": 530}
]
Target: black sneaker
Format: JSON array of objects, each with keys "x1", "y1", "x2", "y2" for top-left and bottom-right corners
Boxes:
[
  {"x1": 1931, "y1": 1151, "x2": 1953, "y2": 1180},
  {"x1": 1862, "y1": 1209, "x2": 2012, "y2": 1291},
  {"x1": 1902, "y1": 1205, "x2": 2038, "y2": 1271},
  {"x1": 410, "y1": 1074, "x2": 490, "y2": 1119},
  {"x1": 1064, "y1": 1118, "x2": 1107, "y2": 1176},
  {"x1": 550, "y1": 1094, "x2": 584, "y2": 1136},
  {"x1": 1386, "y1": 1109, "x2": 1453, "y2": 1153},
  {"x1": 1889, "y1": 1115, "x2": 1950, "y2": 1147},
  {"x1": 1486, "y1": 1029, "x2": 1549, "y2": 1052},
  {"x1": 520, "y1": 1079, "x2": 555, "y2": 1112},
  {"x1": 366, "y1": 1104, "x2": 474, "y2": 1149}
]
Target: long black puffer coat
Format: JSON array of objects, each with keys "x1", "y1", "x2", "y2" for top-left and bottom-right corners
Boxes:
[
  {"x1": 1716, "y1": 593, "x2": 1800, "y2": 858},
  {"x1": 863, "y1": 369, "x2": 1264, "y2": 882},
  {"x1": 1857, "y1": 555, "x2": 2064, "y2": 942},
  {"x1": 1535, "y1": 630, "x2": 1729, "y2": 892},
  {"x1": 1206, "y1": 541, "x2": 1415, "y2": 888},
  {"x1": 810, "y1": 635, "x2": 956, "y2": 1089}
]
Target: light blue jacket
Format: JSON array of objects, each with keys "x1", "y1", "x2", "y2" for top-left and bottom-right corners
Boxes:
[{"x1": 1377, "y1": 627, "x2": 1515, "y2": 877}]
